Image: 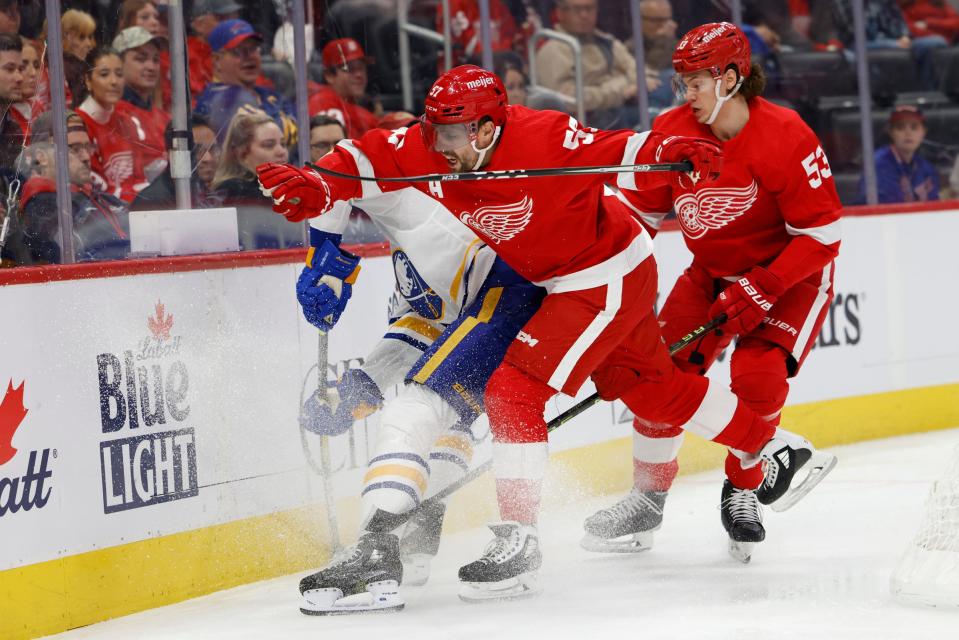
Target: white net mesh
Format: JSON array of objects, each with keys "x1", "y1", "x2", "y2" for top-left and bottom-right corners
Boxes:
[{"x1": 890, "y1": 446, "x2": 959, "y2": 608}]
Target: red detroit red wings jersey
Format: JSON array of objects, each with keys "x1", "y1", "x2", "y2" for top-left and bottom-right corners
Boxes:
[
  {"x1": 622, "y1": 98, "x2": 841, "y2": 288},
  {"x1": 318, "y1": 105, "x2": 663, "y2": 284}
]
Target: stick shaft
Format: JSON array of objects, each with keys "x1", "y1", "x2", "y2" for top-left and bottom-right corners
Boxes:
[{"x1": 306, "y1": 160, "x2": 692, "y2": 184}]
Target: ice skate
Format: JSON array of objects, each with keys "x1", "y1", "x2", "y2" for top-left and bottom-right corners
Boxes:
[
  {"x1": 299, "y1": 531, "x2": 404, "y2": 615},
  {"x1": 720, "y1": 479, "x2": 765, "y2": 563},
  {"x1": 458, "y1": 522, "x2": 542, "y2": 603},
  {"x1": 749, "y1": 428, "x2": 838, "y2": 511},
  {"x1": 580, "y1": 488, "x2": 667, "y2": 553},
  {"x1": 399, "y1": 501, "x2": 446, "y2": 587}
]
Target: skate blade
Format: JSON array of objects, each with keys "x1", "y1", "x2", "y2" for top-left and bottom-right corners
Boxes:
[
  {"x1": 728, "y1": 539, "x2": 756, "y2": 564},
  {"x1": 579, "y1": 531, "x2": 655, "y2": 554},
  {"x1": 458, "y1": 573, "x2": 542, "y2": 603},
  {"x1": 300, "y1": 580, "x2": 405, "y2": 616},
  {"x1": 770, "y1": 451, "x2": 838, "y2": 512}
]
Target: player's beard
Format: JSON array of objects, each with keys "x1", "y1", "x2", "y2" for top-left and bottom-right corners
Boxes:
[{"x1": 442, "y1": 150, "x2": 474, "y2": 173}]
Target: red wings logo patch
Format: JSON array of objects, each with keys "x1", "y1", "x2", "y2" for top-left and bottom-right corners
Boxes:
[
  {"x1": 675, "y1": 180, "x2": 759, "y2": 239},
  {"x1": 458, "y1": 196, "x2": 534, "y2": 243}
]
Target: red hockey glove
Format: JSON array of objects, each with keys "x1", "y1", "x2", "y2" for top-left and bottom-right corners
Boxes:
[
  {"x1": 709, "y1": 267, "x2": 786, "y2": 336},
  {"x1": 257, "y1": 163, "x2": 332, "y2": 222},
  {"x1": 655, "y1": 135, "x2": 723, "y2": 187}
]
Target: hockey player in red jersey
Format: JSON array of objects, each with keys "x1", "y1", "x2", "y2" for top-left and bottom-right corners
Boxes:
[
  {"x1": 582, "y1": 22, "x2": 841, "y2": 564},
  {"x1": 257, "y1": 64, "x2": 836, "y2": 604}
]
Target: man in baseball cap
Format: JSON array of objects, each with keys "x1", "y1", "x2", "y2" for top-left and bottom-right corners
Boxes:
[
  {"x1": 858, "y1": 104, "x2": 940, "y2": 204},
  {"x1": 194, "y1": 19, "x2": 298, "y2": 151},
  {"x1": 187, "y1": 0, "x2": 243, "y2": 97},
  {"x1": 308, "y1": 38, "x2": 379, "y2": 138},
  {"x1": 114, "y1": 26, "x2": 170, "y2": 182}
]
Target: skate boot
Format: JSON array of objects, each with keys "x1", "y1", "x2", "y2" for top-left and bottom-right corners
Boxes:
[
  {"x1": 750, "y1": 428, "x2": 838, "y2": 512},
  {"x1": 720, "y1": 479, "x2": 765, "y2": 564},
  {"x1": 299, "y1": 531, "x2": 404, "y2": 615},
  {"x1": 581, "y1": 488, "x2": 667, "y2": 553},
  {"x1": 399, "y1": 500, "x2": 447, "y2": 587},
  {"x1": 458, "y1": 522, "x2": 542, "y2": 603}
]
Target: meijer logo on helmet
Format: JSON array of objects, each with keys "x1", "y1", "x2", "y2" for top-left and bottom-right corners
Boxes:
[
  {"x1": 701, "y1": 23, "x2": 729, "y2": 43},
  {"x1": 465, "y1": 77, "x2": 496, "y2": 90}
]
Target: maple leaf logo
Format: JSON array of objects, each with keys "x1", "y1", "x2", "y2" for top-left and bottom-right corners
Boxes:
[
  {"x1": 148, "y1": 300, "x2": 174, "y2": 341},
  {"x1": 0, "y1": 380, "x2": 28, "y2": 466}
]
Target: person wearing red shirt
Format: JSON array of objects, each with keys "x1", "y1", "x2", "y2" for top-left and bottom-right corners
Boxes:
[
  {"x1": 114, "y1": 26, "x2": 170, "y2": 185},
  {"x1": 583, "y1": 22, "x2": 842, "y2": 563},
  {"x1": 900, "y1": 0, "x2": 959, "y2": 43},
  {"x1": 78, "y1": 46, "x2": 150, "y2": 203},
  {"x1": 258, "y1": 64, "x2": 837, "y2": 604},
  {"x1": 437, "y1": 0, "x2": 518, "y2": 66},
  {"x1": 307, "y1": 38, "x2": 378, "y2": 139}
]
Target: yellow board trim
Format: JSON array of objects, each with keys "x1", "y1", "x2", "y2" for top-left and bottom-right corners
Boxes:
[
  {"x1": 449, "y1": 239, "x2": 483, "y2": 302},
  {"x1": 434, "y1": 435, "x2": 475, "y2": 462},
  {"x1": 363, "y1": 463, "x2": 429, "y2": 494},
  {"x1": 412, "y1": 287, "x2": 503, "y2": 383},
  {"x1": 392, "y1": 316, "x2": 443, "y2": 341},
  {"x1": 3, "y1": 383, "x2": 958, "y2": 640}
]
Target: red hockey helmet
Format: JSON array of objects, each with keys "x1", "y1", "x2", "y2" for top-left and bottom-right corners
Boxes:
[
  {"x1": 672, "y1": 22, "x2": 751, "y2": 80},
  {"x1": 422, "y1": 65, "x2": 508, "y2": 152}
]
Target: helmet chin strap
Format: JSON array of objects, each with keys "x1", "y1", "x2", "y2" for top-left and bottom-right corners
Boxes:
[
  {"x1": 705, "y1": 77, "x2": 744, "y2": 125},
  {"x1": 470, "y1": 126, "x2": 502, "y2": 170}
]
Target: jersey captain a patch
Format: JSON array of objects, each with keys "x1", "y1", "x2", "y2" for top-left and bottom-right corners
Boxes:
[
  {"x1": 458, "y1": 196, "x2": 534, "y2": 244},
  {"x1": 675, "y1": 180, "x2": 758, "y2": 239}
]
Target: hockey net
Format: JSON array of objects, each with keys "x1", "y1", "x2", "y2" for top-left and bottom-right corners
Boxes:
[{"x1": 890, "y1": 446, "x2": 959, "y2": 608}]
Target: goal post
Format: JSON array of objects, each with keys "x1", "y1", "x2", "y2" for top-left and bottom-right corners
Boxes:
[{"x1": 890, "y1": 446, "x2": 959, "y2": 608}]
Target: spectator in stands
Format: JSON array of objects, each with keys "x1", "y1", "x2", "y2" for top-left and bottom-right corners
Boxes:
[
  {"x1": 19, "y1": 111, "x2": 130, "y2": 263},
  {"x1": 899, "y1": 0, "x2": 959, "y2": 43},
  {"x1": 639, "y1": 0, "x2": 678, "y2": 110},
  {"x1": 491, "y1": 50, "x2": 568, "y2": 111},
  {"x1": 60, "y1": 10, "x2": 97, "y2": 107},
  {"x1": 830, "y1": 0, "x2": 947, "y2": 89},
  {"x1": 308, "y1": 114, "x2": 345, "y2": 163},
  {"x1": 194, "y1": 19, "x2": 297, "y2": 150},
  {"x1": 0, "y1": 34, "x2": 25, "y2": 174},
  {"x1": 438, "y1": 0, "x2": 518, "y2": 67},
  {"x1": 534, "y1": 0, "x2": 639, "y2": 129},
  {"x1": 62, "y1": 9, "x2": 97, "y2": 61},
  {"x1": 188, "y1": 0, "x2": 242, "y2": 99},
  {"x1": 0, "y1": 0, "x2": 19, "y2": 34},
  {"x1": 77, "y1": 46, "x2": 150, "y2": 203},
  {"x1": 308, "y1": 38, "x2": 378, "y2": 139},
  {"x1": 132, "y1": 114, "x2": 223, "y2": 210},
  {"x1": 858, "y1": 105, "x2": 940, "y2": 203},
  {"x1": 118, "y1": 0, "x2": 170, "y2": 107},
  {"x1": 18, "y1": 39, "x2": 43, "y2": 117},
  {"x1": 119, "y1": 0, "x2": 162, "y2": 36},
  {"x1": 213, "y1": 109, "x2": 287, "y2": 204},
  {"x1": 114, "y1": 26, "x2": 170, "y2": 185}
]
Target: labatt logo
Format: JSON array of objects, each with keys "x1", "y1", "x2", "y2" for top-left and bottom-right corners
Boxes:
[
  {"x1": 0, "y1": 380, "x2": 55, "y2": 518},
  {"x1": 97, "y1": 300, "x2": 198, "y2": 514}
]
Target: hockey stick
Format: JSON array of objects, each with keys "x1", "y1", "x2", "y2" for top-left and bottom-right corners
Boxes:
[
  {"x1": 298, "y1": 331, "x2": 342, "y2": 551},
  {"x1": 545, "y1": 313, "x2": 728, "y2": 431},
  {"x1": 304, "y1": 160, "x2": 693, "y2": 184},
  {"x1": 415, "y1": 315, "x2": 727, "y2": 511}
]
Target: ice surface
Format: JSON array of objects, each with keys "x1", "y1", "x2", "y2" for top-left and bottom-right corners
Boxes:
[{"x1": 47, "y1": 429, "x2": 959, "y2": 640}]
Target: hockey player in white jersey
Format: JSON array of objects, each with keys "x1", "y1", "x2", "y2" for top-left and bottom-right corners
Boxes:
[{"x1": 292, "y1": 187, "x2": 545, "y2": 615}]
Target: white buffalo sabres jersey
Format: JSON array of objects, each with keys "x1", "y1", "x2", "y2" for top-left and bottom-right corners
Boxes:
[{"x1": 312, "y1": 190, "x2": 496, "y2": 325}]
